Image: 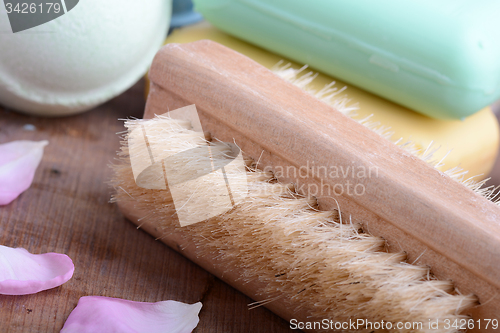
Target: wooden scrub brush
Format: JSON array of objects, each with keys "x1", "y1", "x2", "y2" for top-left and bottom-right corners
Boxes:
[{"x1": 111, "y1": 40, "x2": 500, "y2": 332}]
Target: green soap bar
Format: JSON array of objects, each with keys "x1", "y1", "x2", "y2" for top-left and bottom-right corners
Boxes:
[{"x1": 193, "y1": 0, "x2": 500, "y2": 119}]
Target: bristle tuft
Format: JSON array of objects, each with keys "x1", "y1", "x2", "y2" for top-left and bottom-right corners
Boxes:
[
  {"x1": 272, "y1": 62, "x2": 499, "y2": 205},
  {"x1": 111, "y1": 116, "x2": 477, "y2": 333}
]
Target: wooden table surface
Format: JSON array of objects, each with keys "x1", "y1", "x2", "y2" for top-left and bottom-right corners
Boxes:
[
  {"x1": 1, "y1": 79, "x2": 500, "y2": 333},
  {"x1": 0, "y1": 80, "x2": 292, "y2": 333}
]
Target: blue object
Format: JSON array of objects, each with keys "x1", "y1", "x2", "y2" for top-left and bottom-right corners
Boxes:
[{"x1": 171, "y1": 0, "x2": 203, "y2": 28}]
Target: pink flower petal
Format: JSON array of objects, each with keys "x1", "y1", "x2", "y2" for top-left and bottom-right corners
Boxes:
[
  {"x1": 0, "y1": 140, "x2": 48, "y2": 205},
  {"x1": 0, "y1": 245, "x2": 74, "y2": 295},
  {"x1": 61, "y1": 297, "x2": 202, "y2": 333}
]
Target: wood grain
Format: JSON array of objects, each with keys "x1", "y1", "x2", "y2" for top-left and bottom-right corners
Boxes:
[
  {"x1": 137, "y1": 40, "x2": 500, "y2": 327},
  {"x1": 0, "y1": 80, "x2": 292, "y2": 332}
]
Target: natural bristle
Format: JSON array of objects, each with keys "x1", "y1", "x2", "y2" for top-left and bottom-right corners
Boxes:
[
  {"x1": 111, "y1": 116, "x2": 477, "y2": 333},
  {"x1": 273, "y1": 62, "x2": 500, "y2": 205}
]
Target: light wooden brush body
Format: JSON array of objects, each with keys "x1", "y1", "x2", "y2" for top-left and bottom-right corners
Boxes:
[{"x1": 118, "y1": 40, "x2": 500, "y2": 330}]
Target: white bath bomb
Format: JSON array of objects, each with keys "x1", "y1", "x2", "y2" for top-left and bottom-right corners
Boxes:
[{"x1": 0, "y1": 0, "x2": 171, "y2": 116}]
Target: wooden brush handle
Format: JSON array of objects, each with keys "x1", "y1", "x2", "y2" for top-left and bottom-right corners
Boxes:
[{"x1": 123, "y1": 40, "x2": 500, "y2": 326}]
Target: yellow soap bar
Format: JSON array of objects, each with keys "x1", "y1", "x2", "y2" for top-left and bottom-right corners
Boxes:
[{"x1": 155, "y1": 21, "x2": 499, "y2": 179}]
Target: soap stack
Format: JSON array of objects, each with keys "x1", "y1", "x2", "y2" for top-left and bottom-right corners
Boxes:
[{"x1": 157, "y1": 0, "x2": 500, "y2": 178}]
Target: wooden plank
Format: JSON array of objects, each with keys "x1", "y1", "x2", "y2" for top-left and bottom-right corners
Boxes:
[{"x1": 0, "y1": 81, "x2": 292, "y2": 332}]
